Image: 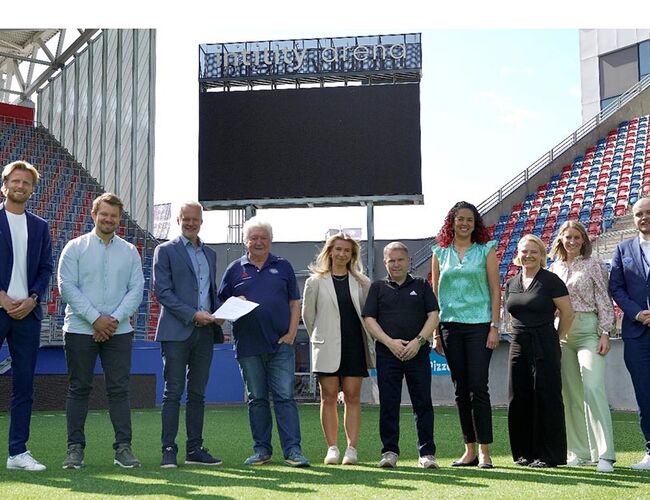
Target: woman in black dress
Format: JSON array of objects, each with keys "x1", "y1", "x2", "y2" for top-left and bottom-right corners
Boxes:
[
  {"x1": 302, "y1": 233, "x2": 373, "y2": 465},
  {"x1": 505, "y1": 234, "x2": 575, "y2": 468}
]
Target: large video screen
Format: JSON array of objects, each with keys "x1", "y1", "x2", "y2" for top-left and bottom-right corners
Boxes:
[{"x1": 199, "y1": 84, "x2": 421, "y2": 203}]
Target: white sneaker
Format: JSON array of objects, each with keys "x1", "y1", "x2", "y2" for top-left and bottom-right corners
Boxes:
[
  {"x1": 596, "y1": 459, "x2": 614, "y2": 473},
  {"x1": 631, "y1": 453, "x2": 650, "y2": 470},
  {"x1": 379, "y1": 451, "x2": 398, "y2": 468},
  {"x1": 418, "y1": 455, "x2": 439, "y2": 469},
  {"x1": 342, "y1": 447, "x2": 358, "y2": 465},
  {"x1": 566, "y1": 454, "x2": 590, "y2": 466},
  {"x1": 6, "y1": 451, "x2": 47, "y2": 471},
  {"x1": 324, "y1": 445, "x2": 340, "y2": 465}
]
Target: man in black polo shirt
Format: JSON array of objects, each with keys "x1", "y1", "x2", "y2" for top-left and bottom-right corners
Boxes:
[{"x1": 363, "y1": 241, "x2": 439, "y2": 469}]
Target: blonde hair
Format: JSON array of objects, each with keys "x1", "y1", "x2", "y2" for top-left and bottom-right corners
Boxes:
[
  {"x1": 308, "y1": 232, "x2": 366, "y2": 282},
  {"x1": 178, "y1": 201, "x2": 203, "y2": 219},
  {"x1": 2, "y1": 160, "x2": 40, "y2": 186},
  {"x1": 514, "y1": 234, "x2": 548, "y2": 268},
  {"x1": 549, "y1": 220, "x2": 592, "y2": 261}
]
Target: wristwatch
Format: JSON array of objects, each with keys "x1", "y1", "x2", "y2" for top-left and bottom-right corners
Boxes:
[
  {"x1": 416, "y1": 335, "x2": 428, "y2": 346},
  {"x1": 30, "y1": 293, "x2": 39, "y2": 304},
  {"x1": 490, "y1": 321, "x2": 500, "y2": 329}
]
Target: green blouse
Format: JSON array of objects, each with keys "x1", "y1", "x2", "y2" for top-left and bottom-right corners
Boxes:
[{"x1": 432, "y1": 240, "x2": 496, "y2": 324}]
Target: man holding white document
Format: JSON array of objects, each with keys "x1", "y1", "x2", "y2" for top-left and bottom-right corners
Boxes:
[
  {"x1": 153, "y1": 201, "x2": 223, "y2": 469},
  {"x1": 218, "y1": 216, "x2": 309, "y2": 468}
]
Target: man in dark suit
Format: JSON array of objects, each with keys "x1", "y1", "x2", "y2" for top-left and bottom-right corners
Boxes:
[
  {"x1": 609, "y1": 196, "x2": 650, "y2": 470},
  {"x1": 0, "y1": 161, "x2": 52, "y2": 471},
  {"x1": 153, "y1": 201, "x2": 223, "y2": 468}
]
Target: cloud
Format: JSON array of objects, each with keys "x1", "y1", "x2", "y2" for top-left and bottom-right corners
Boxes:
[{"x1": 474, "y1": 90, "x2": 538, "y2": 127}]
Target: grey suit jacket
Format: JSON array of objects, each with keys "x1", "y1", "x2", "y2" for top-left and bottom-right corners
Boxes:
[
  {"x1": 153, "y1": 236, "x2": 222, "y2": 342},
  {"x1": 302, "y1": 272, "x2": 375, "y2": 372}
]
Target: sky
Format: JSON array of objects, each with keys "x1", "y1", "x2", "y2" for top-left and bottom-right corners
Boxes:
[
  {"x1": 6, "y1": 0, "x2": 650, "y2": 243},
  {"x1": 155, "y1": 27, "x2": 582, "y2": 243}
]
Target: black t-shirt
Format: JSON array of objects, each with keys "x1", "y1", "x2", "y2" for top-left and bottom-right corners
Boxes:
[
  {"x1": 362, "y1": 274, "x2": 439, "y2": 342},
  {"x1": 505, "y1": 268, "x2": 569, "y2": 329}
]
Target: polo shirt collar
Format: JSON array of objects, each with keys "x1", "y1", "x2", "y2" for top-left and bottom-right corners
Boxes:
[
  {"x1": 385, "y1": 273, "x2": 415, "y2": 288},
  {"x1": 241, "y1": 252, "x2": 277, "y2": 269}
]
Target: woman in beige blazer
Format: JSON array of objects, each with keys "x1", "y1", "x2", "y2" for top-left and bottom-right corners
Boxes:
[{"x1": 302, "y1": 232, "x2": 373, "y2": 466}]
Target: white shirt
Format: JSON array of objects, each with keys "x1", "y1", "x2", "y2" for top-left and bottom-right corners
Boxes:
[{"x1": 6, "y1": 211, "x2": 29, "y2": 299}]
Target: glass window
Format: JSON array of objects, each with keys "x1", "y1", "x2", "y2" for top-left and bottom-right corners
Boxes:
[
  {"x1": 640, "y1": 40, "x2": 650, "y2": 78},
  {"x1": 601, "y1": 95, "x2": 620, "y2": 110}
]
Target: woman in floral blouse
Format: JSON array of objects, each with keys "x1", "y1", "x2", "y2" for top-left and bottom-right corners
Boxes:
[{"x1": 549, "y1": 220, "x2": 616, "y2": 473}]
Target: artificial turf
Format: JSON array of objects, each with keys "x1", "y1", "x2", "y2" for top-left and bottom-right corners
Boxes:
[{"x1": 0, "y1": 405, "x2": 649, "y2": 498}]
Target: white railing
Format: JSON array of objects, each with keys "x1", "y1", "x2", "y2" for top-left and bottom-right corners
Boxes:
[{"x1": 476, "y1": 73, "x2": 650, "y2": 216}]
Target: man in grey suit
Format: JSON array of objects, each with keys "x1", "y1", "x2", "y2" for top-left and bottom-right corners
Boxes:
[{"x1": 153, "y1": 201, "x2": 223, "y2": 468}]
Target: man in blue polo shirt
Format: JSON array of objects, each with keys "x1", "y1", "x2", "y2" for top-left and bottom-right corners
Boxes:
[
  {"x1": 363, "y1": 241, "x2": 440, "y2": 469},
  {"x1": 218, "y1": 217, "x2": 309, "y2": 467}
]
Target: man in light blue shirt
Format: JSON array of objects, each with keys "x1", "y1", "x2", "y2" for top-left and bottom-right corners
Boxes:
[{"x1": 57, "y1": 193, "x2": 144, "y2": 470}]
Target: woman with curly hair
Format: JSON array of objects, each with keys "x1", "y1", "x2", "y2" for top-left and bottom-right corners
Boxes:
[
  {"x1": 302, "y1": 232, "x2": 373, "y2": 465},
  {"x1": 431, "y1": 201, "x2": 501, "y2": 468}
]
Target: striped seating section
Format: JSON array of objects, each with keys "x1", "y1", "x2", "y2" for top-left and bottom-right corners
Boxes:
[
  {"x1": 488, "y1": 115, "x2": 649, "y2": 284},
  {"x1": 0, "y1": 119, "x2": 160, "y2": 344}
]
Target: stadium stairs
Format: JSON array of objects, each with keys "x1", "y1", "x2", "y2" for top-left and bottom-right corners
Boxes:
[
  {"x1": 0, "y1": 117, "x2": 161, "y2": 345},
  {"x1": 411, "y1": 73, "x2": 650, "y2": 291}
]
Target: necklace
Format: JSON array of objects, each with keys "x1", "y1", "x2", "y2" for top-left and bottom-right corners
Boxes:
[{"x1": 332, "y1": 273, "x2": 348, "y2": 281}]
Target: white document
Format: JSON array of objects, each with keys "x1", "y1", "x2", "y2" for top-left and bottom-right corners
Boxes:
[{"x1": 212, "y1": 296, "x2": 259, "y2": 321}]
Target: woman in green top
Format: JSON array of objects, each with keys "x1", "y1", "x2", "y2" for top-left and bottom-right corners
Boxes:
[{"x1": 431, "y1": 201, "x2": 501, "y2": 468}]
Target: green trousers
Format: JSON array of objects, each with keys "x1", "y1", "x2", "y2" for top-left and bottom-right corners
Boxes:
[{"x1": 561, "y1": 312, "x2": 616, "y2": 462}]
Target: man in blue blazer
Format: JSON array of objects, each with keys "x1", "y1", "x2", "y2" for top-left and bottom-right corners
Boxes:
[
  {"x1": 609, "y1": 196, "x2": 650, "y2": 470},
  {"x1": 153, "y1": 201, "x2": 223, "y2": 468},
  {"x1": 0, "y1": 161, "x2": 52, "y2": 471}
]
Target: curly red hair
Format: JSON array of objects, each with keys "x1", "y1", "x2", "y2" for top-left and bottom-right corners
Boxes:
[{"x1": 435, "y1": 201, "x2": 492, "y2": 248}]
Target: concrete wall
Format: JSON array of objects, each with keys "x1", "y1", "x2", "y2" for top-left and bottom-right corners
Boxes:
[
  {"x1": 580, "y1": 29, "x2": 650, "y2": 122},
  {"x1": 360, "y1": 339, "x2": 637, "y2": 411},
  {"x1": 210, "y1": 236, "x2": 434, "y2": 294}
]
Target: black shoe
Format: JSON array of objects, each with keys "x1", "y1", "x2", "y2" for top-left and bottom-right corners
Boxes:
[
  {"x1": 161, "y1": 446, "x2": 177, "y2": 469},
  {"x1": 451, "y1": 457, "x2": 479, "y2": 467},
  {"x1": 478, "y1": 462, "x2": 494, "y2": 469},
  {"x1": 529, "y1": 459, "x2": 555, "y2": 468},
  {"x1": 515, "y1": 457, "x2": 530, "y2": 466},
  {"x1": 185, "y1": 447, "x2": 223, "y2": 466}
]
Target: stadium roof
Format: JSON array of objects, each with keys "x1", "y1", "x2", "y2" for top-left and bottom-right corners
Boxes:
[{"x1": 0, "y1": 29, "x2": 99, "y2": 104}]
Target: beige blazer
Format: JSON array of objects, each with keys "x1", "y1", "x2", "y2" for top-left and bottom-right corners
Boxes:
[{"x1": 302, "y1": 272, "x2": 375, "y2": 373}]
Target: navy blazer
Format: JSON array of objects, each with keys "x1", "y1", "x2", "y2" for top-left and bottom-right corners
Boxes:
[
  {"x1": 153, "y1": 236, "x2": 222, "y2": 342},
  {"x1": 0, "y1": 202, "x2": 53, "y2": 321},
  {"x1": 609, "y1": 236, "x2": 650, "y2": 339}
]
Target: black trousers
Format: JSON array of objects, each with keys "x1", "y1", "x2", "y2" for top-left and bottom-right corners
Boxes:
[
  {"x1": 508, "y1": 325, "x2": 567, "y2": 465},
  {"x1": 64, "y1": 332, "x2": 133, "y2": 450},
  {"x1": 440, "y1": 322, "x2": 493, "y2": 444},
  {"x1": 376, "y1": 347, "x2": 435, "y2": 457}
]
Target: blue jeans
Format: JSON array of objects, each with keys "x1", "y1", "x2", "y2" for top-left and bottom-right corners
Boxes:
[
  {"x1": 160, "y1": 326, "x2": 214, "y2": 453},
  {"x1": 237, "y1": 343, "x2": 302, "y2": 458},
  {"x1": 0, "y1": 311, "x2": 41, "y2": 456}
]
